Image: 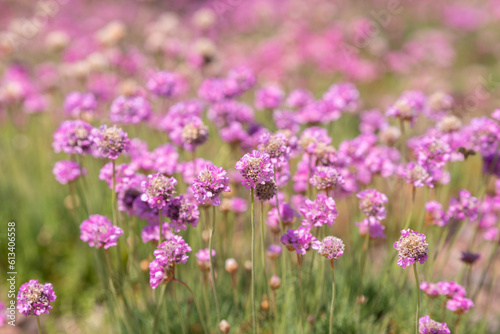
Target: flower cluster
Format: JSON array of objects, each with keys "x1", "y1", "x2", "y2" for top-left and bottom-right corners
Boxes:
[
  {"x1": 192, "y1": 163, "x2": 230, "y2": 206},
  {"x1": 80, "y1": 215, "x2": 124, "y2": 249},
  {"x1": 235, "y1": 150, "x2": 274, "y2": 189},
  {"x1": 313, "y1": 236, "x2": 345, "y2": 259},
  {"x1": 17, "y1": 280, "x2": 57, "y2": 317},
  {"x1": 280, "y1": 226, "x2": 317, "y2": 255},
  {"x1": 93, "y1": 125, "x2": 130, "y2": 159},
  {"x1": 53, "y1": 160, "x2": 86, "y2": 184},
  {"x1": 141, "y1": 173, "x2": 177, "y2": 209},
  {"x1": 418, "y1": 316, "x2": 450, "y2": 334},
  {"x1": 300, "y1": 195, "x2": 338, "y2": 228},
  {"x1": 393, "y1": 229, "x2": 428, "y2": 268}
]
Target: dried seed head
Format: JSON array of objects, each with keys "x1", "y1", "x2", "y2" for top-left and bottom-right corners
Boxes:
[
  {"x1": 219, "y1": 319, "x2": 231, "y2": 334},
  {"x1": 225, "y1": 258, "x2": 238, "y2": 274},
  {"x1": 269, "y1": 275, "x2": 281, "y2": 290},
  {"x1": 255, "y1": 179, "x2": 277, "y2": 201}
]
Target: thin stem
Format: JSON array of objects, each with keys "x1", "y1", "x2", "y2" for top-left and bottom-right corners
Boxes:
[
  {"x1": 260, "y1": 201, "x2": 270, "y2": 303},
  {"x1": 37, "y1": 315, "x2": 42, "y2": 334},
  {"x1": 173, "y1": 279, "x2": 209, "y2": 334},
  {"x1": 111, "y1": 160, "x2": 118, "y2": 226},
  {"x1": 329, "y1": 259, "x2": 335, "y2": 334},
  {"x1": 251, "y1": 188, "x2": 257, "y2": 334},
  {"x1": 158, "y1": 209, "x2": 163, "y2": 245},
  {"x1": 173, "y1": 283, "x2": 187, "y2": 334},
  {"x1": 455, "y1": 315, "x2": 461, "y2": 334},
  {"x1": 209, "y1": 205, "x2": 221, "y2": 321},
  {"x1": 152, "y1": 285, "x2": 167, "y2": 333},
  {"x1": 297, "y1": 253, "x2": 304, "y2": 333},
  {"x1": 413, "y1": 264, "x2": 421, "y2": 334}
]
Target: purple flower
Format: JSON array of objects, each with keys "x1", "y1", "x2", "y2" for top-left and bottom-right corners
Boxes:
[
  {"x1": 181, "y1": 117, "x2": 209, "y2": 151},
  {"x1": 414, "y1": 136, "x2": 451, "y2": 168},
  {"x1": 273, "y1": 109, "x2": 300, "y2": 133},
  {"x1": 149, "y1": 234, "x2": 192, "y2": 288},
  {"x1": 460, "y1": 251, "x2": 480, "y2": 265},
  {"x1": 165, "y1": 195, "x2": 200, "y2": 232},
  {"x1": 235, "y1": 150, "x2": 274, "y2": 189},
  {"x1": 356, "y1": 189, "x2": 388, "y2": 220},
  {"x1": 298, "y1": 127, "x2": 331, "y2": 154},
  {"x1": 259, "y1": 132, "x2": 291, "y2": 165},
  {"x1": 267, "y1": 203, "x2": 297, "y2": 232},
  {"x1": 198, "y1": 78, "x2": 239, "y2": 102},
  {"x1": 52, "y1": 120, "x2": 95, "y2": 155},
  {"x1": 312, "y1": 236, "x2": 345, "y2": 259},
  {"x1": 266, "y1": 244, "x2": 282, "y2": 260},
  {"x1": 141, "y1": 173, "x2": 177, "y2": 210},
  {"x1": 153, "y1": 144, "x2": 179, "y2": 176},
  {"x1": 141, "y1": 223, "x2": 171, "y2": 244},
  {"x1": 309, "y1": 166, "x2": 344, "y2": 191},
  {"x1": 17, "y1": 280, "x2": 56, "y2": 317},
  {"x1": 355, "y1": 217, "x2": 386, "y2": 239},
  {"x1": 386, "y1": 90, "x2": 426, "y2": 126},
  {"x1": 446, "y1": 296, "x2": 474, "y2": 314},
  {"x1": 110, "y1": 95, "x2": 151, "y2": 124},
  {"x1": 147, "y1": 71, "x2": 186, "y2": 98},
  {"x1": 117, "y1": 173, "x2": 146, "y2": 214},
  {"x1": 280, "y1": 226, "x2": 317, "y2": 255},
  {"x1": 400, "y1": 162, "x2": 433, "y2": 188},
  {"x1": 207, "y1": 100, "x2": 254, "y2": 128},
  {"x1": 255, "y1": 84, "x2": 284, "y2": 110},
  {"x1": 80, "y1": 215, "x2": 124, "y2": 249},
  {"x1": 323, "y1": 82, "x2": 359, "y2": 112},
  {"x1": 300, "y1": 195, "x2": 338, "y2": 228},
  {"x1": 286, "y1": 89, "x2": 314, "y2": 109},
  {"x1": 64, "y1": 92, "x2": 97, "y2": 118},
  {"x1": 227, "y1": 66, "x2": 256, "y2": 93},
  {"x1": 99, "y1": 162, "x2": 136, "y2": 192},
  {"x1": 447, "y1": 190, "x2": 479, "y2": 221},
  {"x1": 192, "y1": 163, "x2": 230, "y2": 206},
  {"x1": 419, "y1": 282, "x2": 442, "y2": 298},
  {"x1": 196, "y1": 248, "x2": 216, "y2": 271},
  {"x1": 93, "y1": 125, "x2": 130, "y2": 160},
  {"x1": 425, "y1": 201, "x2": 448, "y2": 226},
  {"x1": 394, "y1": 229, "x2": 428, "y2": 268},
  {"x1": 53, "y1": 160, "x2": 86, "y2": 184},
  {"x1": 419, "y1": 316, "x2": 450, "y2": 334},
  {"x1": 437, "y1": 281, "x2": 466, "y2": 299}
]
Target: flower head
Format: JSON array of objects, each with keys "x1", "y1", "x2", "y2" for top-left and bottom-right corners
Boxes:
[
  {"x1": 93, "y1": 125, "x2": 130, "y2": 159},
  {"x1": 165, "y1": 195, "x2": 200, "y2": 232},
  {"x1": 80, "y1": 214, "x2": 124, "y2": 249},
  {"x1": 53, "y1": 160, "x2": 86, "y2": 184},
  {"x1": 355, "y1": 217, "x2": 386, "y2": 239},
  {"x1": 64, "y1": 92, "x2": 97, "y2": 118},
  {"x1": 52, "y1": 120, "x2": 95, "y2": 155},
  {"x1": 460, "y1": 251, "x2": 480, "y2": 265},
  {"x1": 259, "y1": 132, "x2": 291, "y2": 165},
  {"x1": 356, "y1": 189, "x2": 388, "y2": 220},
  {"x1": 447, "y1": 190, "x2": 479, "y2": 221},
  {"x1": 147, "y1": 71, "x2": 186, "y2": 98},
  {"x1": 425, "y1": 201, "x2": 448, "y2": 227},
  {"x1": 196, "y1": 248, "x2": 216, "y2": 271},
  {"x1": 110, "y1": 95, "x2": 151, "y2": 124},
  {"x1": 192, "y1": 163, "x2": 230, "y2": 206},
  {"x1": 300, "y1": 195, "x2": 338, "y2": 228},
  {"x1": 266, "y1": 244, "x2": 282, "y2": 260},
  {"x1": 255, "y1": 180, "x2": 277, "y2": 201},
  {"x1": 419, "y1": 316, "x2": 450, "y2": 334},
  {"x1": 17, "y1": 280, "x2": 56, "y2": 316},
  {"x1": 312, "y1": 236, "x2": 345, "y2": 259},
  {"x1": 394, "y1": 229, "x2": 428, "y2": 268},
  {"x1": 280, "y1": 226, "x2": 316, "y2": 255},
  {"x1": 141, "y1": 173, "x2": 177, "y2": 209},
  {"x1": 446, "y1": 296, "x2": 474, "y2": 314},
  {"x1": 181, "y1": 117, "x2": 209, "y2": 151},
  {"x1": 309, "y1": 166, "x2": 344, "y2": 191},
  {"x1": 235, "y1": 150, "x2": 274, "y2": 189}
]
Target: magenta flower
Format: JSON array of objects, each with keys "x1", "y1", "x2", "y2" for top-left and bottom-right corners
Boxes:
[
  {"x1": 165, "y1": 195, "x2": 200, "y2": 232},
  {"x1": 255, "y1": 84, "x2": 284, "y2": 110},
  {"x1": 259, "y1": 132, "x2": 291, "y2": 165},
  {"x1": 267, "y1": 203, "x2": 297, "y2": 232},
  {"x1": 460, "y1": 251, "x2": 480, "y2": 265},
  {"x1": 235, "y1": 150, "x2": 274, "y2": 189},
  {"x1": 181, "y1": 117, "x2": 209, "y2": 151},
  {"x1": 323, "y1": 82, "x2": 359, "y2": 112},
  {"x1": 141, "y1": 173, "x2": 177, "y2": 210},
  {"x1": 266, "y1": 244, "x2": 282, "y2": 260},
  {"x1": 419, "y1": 282, "x2": 442, "y2": 299},
  {"x1": 93, "y1": 125, "x2": 130, "y2": 160},
  {"x1": 419, "y1": 316, "x2": 450, "y2": 334},
  {"x1": 149, "y1": 234, "x2": 192, "y2": 288},
  {"x1": 53, "y1": 160, "x2": 86, "y2": 184},
  {"x1": 207, "y1": 100, "x2": 254, "y2": 128},
  {"x1": 437, "y1": 281, "x2": 466, "y2": 299},
  {"x1": 196, "y1": 248, "x2": 216, "y2": 271},
  {"x1": 52, "y1": 120, "x2": 95, "y2": 155},
  {"x1": 356, "y1": 189, "x2": 388, "y2": 220},
  {"x1": 141, "y1": 223, "x2": 171, "y2": 244},
  {"x1": 447, "y1": 190, "x2": 479, "y2": 221},
  {"x1": 98, "y1": 162, "x2": 135, "y2": 192},
  {"x1": 394, "y1": 229, "x2": 428, "y2": 269},
  {"x1": 147, "y1": 71, "x2": 186, "y2": 98},
  {"x1": 80, "y1": 215, "x2": 124, "y2": 249},
  {"x1": 300, "y1": 195, "x2": 338, "y2": 228},
  {"x1": 227, "y1": 66, "x2": 256, "y2": 93},
  {"x1": 446, "y1": 296, "x2": 474, "y2": 314},
  {"x1": 355, "y1": 217, "x2": 386, "y2": 239},
  {"x1": 110, "y1": 95, "x2": 151, "y2": 124},
  {"x1": 153, "y1": 144, "x2": 179, "y2": 176},
  {"x1": 425, "y1": 201, "x2": 448, "y2": 226},
  {"x1": 400, "y1": 162, "x2": 433, "y2": 188},
  {"x1": 309, "y1": 166, "x2": 344, "y2": 191},
  {"x1": 286, "y1": 89, "x2": 314, "y2": 109},
  {"x1": 312, "y1": 236, "x2": 345, "y2": 259},
  {"x1": 17, "y1": 280, "x2": 56, "y2": 317},
  {"x1": 192, "y1": 163, "x2": 230, "y2": 206},
  {"x1": 280, "y1": 226, "x2": 317, "y2": 255},
  {"x1": 386, "y1": 90, "x2": 426, "y2": 126},
  {"x1": 64, "y1": 92, "x2": 97, "y2": 118}
]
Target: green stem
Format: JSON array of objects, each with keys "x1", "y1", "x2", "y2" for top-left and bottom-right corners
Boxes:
[
  {"x1": 413, "y1": 264, "x2": 420, "y2": 334},
  {"x1": 260, "y1": 201, "x2": 270, "y2": 302},
  {"x1": 173, "y1": 283, "x2": 187, "y2": 334},
  {"x1": 173, "y1": 279, "x2": 209, "y2": 334},
  {"x1": 111, "y1": 160, "x2": 118, "y2": 226},
  {"x1": 209, "y1": 205, "x2": 221, "y2": 321},
  {"x1": 152, "y1": 284, "x2": 167, "y2": 333},
  {"x1": 297, "y1": 253, "x2": 304, "y2": 333},
  {"x1": 37, "y1": 315, "x2": 42, "y2": 334},
  {"x1": 251, "y1": 188, "x2": 257, "y2": 334},
  {"x1": 329, "y1": 259, "x2": 335, "y2": 334},
  {"x1": 455, "y1": 315, "x2": 461, "y2": 334}
]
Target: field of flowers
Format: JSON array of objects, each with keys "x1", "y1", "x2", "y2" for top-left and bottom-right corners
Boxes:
[{"x1": 1, "y1": 0, "x2": 500, "y2": 333}]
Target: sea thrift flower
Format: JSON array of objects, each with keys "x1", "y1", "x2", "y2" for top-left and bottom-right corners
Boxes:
[
  {"x1": 418, "y1": 316, "x2": 450, "y2": 334},
  {"x1": 53, "y1": 160, "x2": 86, "y2": 184},
  {"x1": 153, "y1": 144, "x2": 179, "y2": 176},
  {"x1": 141, "y1": 173, "x2": 177, "y2": 209},
  {"x1": 355, "y1": 217, "x2": 386, "y2": 239},
  {"x1": 419, "y1": 282, "x2": 442, "y2": 298},
  {"x1": 447, "y1": 190, "x2": 479, "y2": 221},
  {"x1": 255, "y1": 84, "x2": 284, "y2": 110},
  {"x1": 460, "y1": 251, "x2": 480, "y2": 265},
  {"x1": 267, "y1": 203, "x2": 297, "y2": 232},
  {"x1": 300, "y1": 195, "x2": 338, "y2": 227},
  {"x1": 80, "y1": 215, "x2": 124, "y2": 249},
  {"x1": 165, "y1": 195, "x2": 200, "y2": 232},
  {"x1": 255, "y1": 180, "x2": 277, "y2": 201},
  {"x1": 52, "y1": 120, "x2": 95, "y2": 155},
  {"x1": 286, "y1": 89, "x2": 314, "y2": 109},
  {"x1": 266, "y1": 244, "x2": 282, "y2": 260},
  {"x1": 356, "y1": 189, "x2": 388, "y2": 220},
  {"x1": 110, "y1": 95, "x2": 151, "y2": 124},
  {"x1": 394, "y1": 229, "x2": 429, "y2": 269},
  {"x1": 425, "y1": 201, "x2": 448, "y2": 227},
  {"x1": 141, "y1": 223, "x2": 171, "y2": 244},
  {"x1": 149, "y1": 234, "x2": 192, "y2": 288},
  {"x1": 147, "y1": 71, "x2": 185, "y2": 98},
  {"x1": 323, "y1": 82, "x2": 359, "y2": 112},
  {"x1": 309, "y1": 166, "x2": 344, "y2": 191},
  {"x1": 386, "y1": 91, "x2": 425, "y2": 126},
  {"x1": 280, "y1": 226, "x2": 316, "y2": 255},
  {"x1": 313, "y1": 236, "x2": 345, "y2": 259},
  {"x1": 181, "y1": 117, "x2": 209, "y2": 150},
  {"x1": 235, "y1": 150, "x2": 274, "y2": 189},
  {"x1": 196, "y1": 248, "x2": 216, "y2": 271},
  {"x1": 401, "y1": 162, "x2": 433, "y2": 188},
  {"x1": 98, "y1": 162, "x2": 136, "y2": 192},
  {"x1": 64, "y1": 92, "x2": 97, "y2": 118},
  {"x1": 192, "y1": 163, "x2": 230, "y2": 206},
  {"x1": 93, "y1": 125, "x2": 130, "y2": 159},
  {"x1": 259, "y1": 132, "x2": 291, "y2": 165},
  {"x1": 17, "y1": 280, "x2": 56, "y2": 316},
  {"x1": 438, "y1": 281, "x2": 466, "y2": 299},
  {"x1": 446, "y1": 296, "x2": 474, "y2": 314}
]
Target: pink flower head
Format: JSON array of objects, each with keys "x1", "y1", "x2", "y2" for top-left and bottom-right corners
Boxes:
[
  {"x1": 437, "y1": 281, "x2": 466, "y2": 299},
  {"x1": 280, "y1": 226, "x2": 317, "y2": 255},
  {"x1": 447, "y1": 190, "x2": 479, "y2": 221},
  {"x1": 355, "y1": 217, "x2": 386, "y2": 239},
  {"x1": 300, "y1": 195, "x2": 338, "y2": 228},
  {"x1": 147, "y1": 71, "x2": 186, "y2": 98},
  {"x1": 419, "y1": 281, "x2": 442, "y2": 298},
  {"x1": 149, "y1": 234, "x2": 192, "y2": 288},
  {"x1": 52, "y1": 120, "x2": 96, "y2": 155},
  {"x1": 192, "y1": 163, "x2": 230, "y2": 206},
  {"x1": 195, "y1": 248, "x2": 216, "y2": 271},
  {"x1": 266, "y1": 244, "x2": 282, "y2": 260},
  {"x1": 400, "y1": 162, "x2": 433, "y2": 188},
  {"x1": 93, "y1": 125, "x2": 130, "y2": 159},
  {"x1": 356, "y1": 189, "x2": 388, "y2": 220},
  {"x1": 53, "y1": 160, "x2": 86, "y2": 184},
  {"x1": 310, "y1": 166, "x2": 344, "y2": 191},
  {"x1": 207, "y1": 100, "x2": 254, "y2": 128},
  {"x1": 17, "y1": 280, "x2": 56, "y2": 317},
  {"x1": 255, "y1": 84, "x2": 284, "y2": 110},
  {"x1": 165, "y1": 195, "x2": 200, "y2": 232},
  {"x1": 110, "y1": 95, "x2": 151, "y2": 124},
  {"x1": 286, "y1": 89, "x2": 314, "y2": 109},
  {"x1": 235, "y1": 150, "x2": 274, "y2": 189},
  {"x1": 425, "y1": 201, "x2": 448, "y2": 227},
  {"x1": 141, "y1": 223, "x2": 171, "y2": 244},
  {"x1": 141, "y1": 173, "x2": 177, "y2": 209},
  {"x1": 312, "y1": 236, "x2": 345, "y2": 259},
  {"x1": 181, "y1": 117, "x2": 209, "y2": 151},
  {"x1": 386, "y1": 90, "x2": 426, "y2": 126},
  {"x1": 394, "y1": 229, "x2": 428, "y2": 268},
  {"x1": 446, "y1": 296, "x2": 474, "y2": 315},
  {"x1": 80, "y1": 215, "x2": 124, "y2": 249},
  {"x1": 227, "y1": 66, "x2": 256, "y2": 93},
  {"x1": 419, "y1": 316, "x2": 450, "y2": 334},
  {"x1": 322, "y1": 82, "x2": 359, "y2": 113},
  {"x1": 153, "y1": 144, "x2": 179, "y2": 176},
  {"x1": 259, "y1": 132, "x2": 291, "y2": 165},
  {"x1": 99, "y1": 162, "x2": 135, "y2": 192},
  {"x1": 64, "y1": 92, "x2": 97, "y2": 118}
]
